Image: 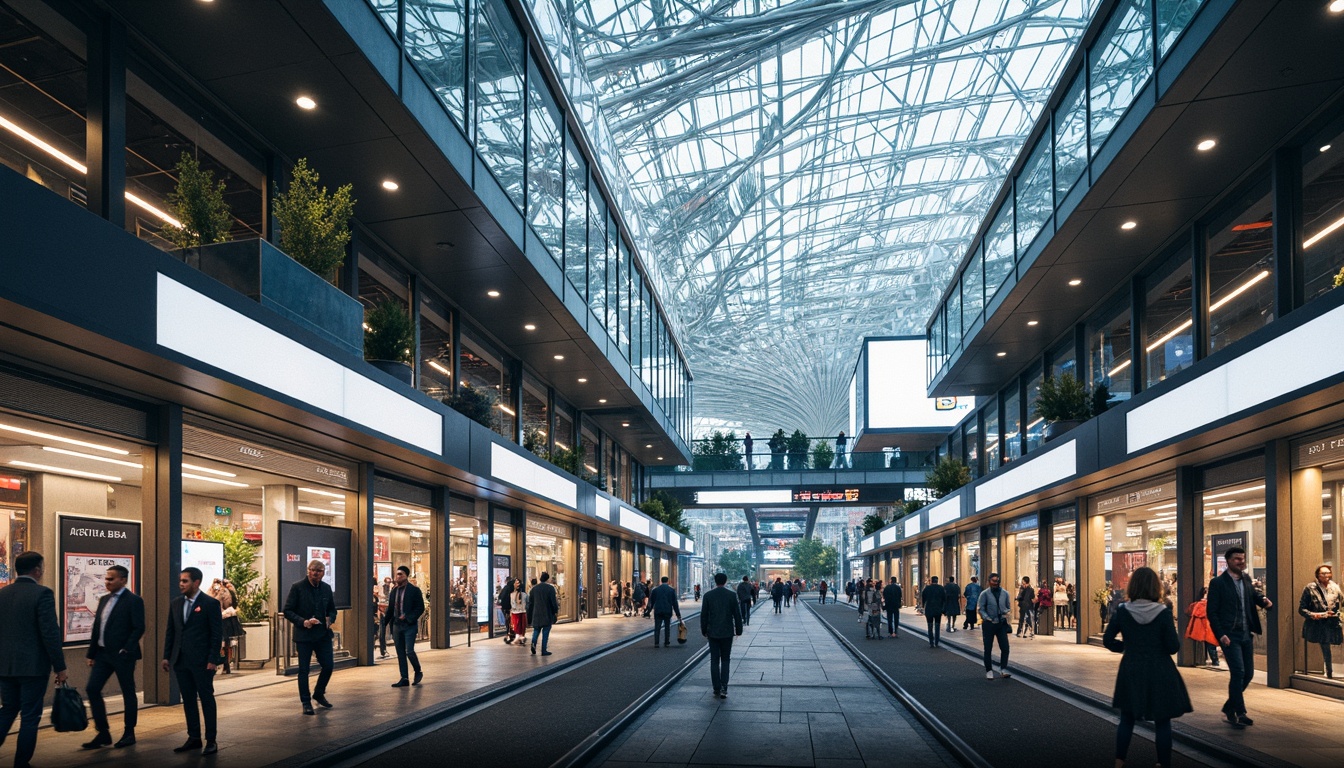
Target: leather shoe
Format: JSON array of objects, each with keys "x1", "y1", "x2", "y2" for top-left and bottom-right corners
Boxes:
[
  {"x1": 313, "y1": 694, "x2": 333, "y2": 709},
  {"x1": 412, "y1": 671, "x2": 423, "y2": 686},
  {"x1": 1237, "y1": 714, "x2": 1254, "y2": 726},
  {"x1": 115, "y1": 731, "x2": 137, "y2": 748},
  {"x1": 541, "y1": 651, "x2": 553, "y2": 656},
  {"x1": 1224, "y1": 711, "x2": 1245, "y2": 729},
  {"x1": 202, "y1": 741, "x2": 218, "y2": 755},
  {"x1": 303, "y1": 704, "x2": 315, "y2": 715},
  {"x1": 82, "y1": 731, "x2": 113, "y2": 749},
  {"x1": 391, "y1": 679, "x2": 410, "y2": 687},
  {"x1": 174, "y1": 738, "x2": 203, "y2": 753}
]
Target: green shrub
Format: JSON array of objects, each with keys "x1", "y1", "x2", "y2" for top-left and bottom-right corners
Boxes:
[
  {"x1": 363, "y1": 299, "x2": 414, "y2": 363},
  {"x1": 162, "y1": 151, "x2": 232, "y2": 250},
  {"x1": 274, "y1": 158, "x2": 355, "y2": 280}
]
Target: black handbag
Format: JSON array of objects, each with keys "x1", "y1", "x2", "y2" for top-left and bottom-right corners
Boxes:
[{"x1": 50, "y1": 683, "x2": 88, "y2": 732}]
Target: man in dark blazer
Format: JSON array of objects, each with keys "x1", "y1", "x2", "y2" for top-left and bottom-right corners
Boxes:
[
  {"x1": 82, "y1": 564, "x2": 145, "y2": 749},
  {"x1": 162, "y1": 566, "x2": 222, "y2": 755},
  {"x1": 921, "y1": 576, "x2": 945, "y2": 647},
  {"x1": 0, "y1": 551, "x2": 67, "y2": 768},
  {"x1": 283, "y1": 560, "x2": 339, "y2": 714},
  {"x1": 699, "y1": 572, "x2": 743, "y2": 699},
  {"x1": 649, "y1": 576, "x2": 682, "y2": 647},
  {"x1": 882, "y1": 577, "x2": 903, "y2": 638},
  {"x1": 381, "y1": 565, "x2": 424, "y2": 687},
  {"x1": 526, "y1": 571, "x2": 560, "y2": 656},
  {"x1": 1206, "y1": 546, "x2": 1272, "y2": 728}
]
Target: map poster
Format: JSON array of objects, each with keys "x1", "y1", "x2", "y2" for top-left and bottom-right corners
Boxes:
[
  {"x1": 307, "y1": 546, "x2": 336, "y2": 590},
  {"x1": 59, "y1": 516, "x2": 140, "y2": 644}
]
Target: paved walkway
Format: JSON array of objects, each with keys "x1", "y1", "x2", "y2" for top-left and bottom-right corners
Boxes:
[
  {"x1": 861, "y1": 603, "x2": 1344, "y2": 768},
  {"x1": 590, "y1": 596, "x2": 957, "y2": 768},
  {"x1": 0, "y1": 601, "x2": 695, "y2": 768}
]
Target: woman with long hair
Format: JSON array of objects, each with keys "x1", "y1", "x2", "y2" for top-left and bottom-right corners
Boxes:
[
  {"x1": 1103, "y1": 566, "x2": 1192, "y2": 768},
  {"x1": 509, "y1": 578, "x2": 528, "y2": 644}
]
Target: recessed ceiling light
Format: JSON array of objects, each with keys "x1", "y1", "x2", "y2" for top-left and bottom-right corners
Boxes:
[
  {"x1": 1120, "y1": 221, "x2": 1137, "y2": 230},
  {"x1": 1068, "y1": 279, "x2": 1082, "y2": 286},
  {"x1": 523, "y1": 324, "x2": 536, "y2": 331},
  {"x1": 1322, "y1": 144, "x2": 1334, "y2": 153},
  {"x1": 598, "y1": 398, "x2": 607, "y2": 404},
  {"x1": 1027, "y1": 320, "x2": 1039, "y2": 326},
  {"x1": 1331, "y1": 0, "x2": 1344, "y2": 14},
  {"x1": 553, "y1": 354, "x2": 565, "y2": 360},
  {"x1": 622, "y1": 422, "x2": 630, "y2": 427},
  {"x1": 486, "y1": 290, "x2": 500, "y2": 297},
  {"x1": 657, "y1": 456, "x2": 663, "y2": 460},
  {"x1": 577, "y1": 378, "x2": 588, "y2": 383},
  {"x1": 996, "y1": 351, "x2": 1007, "y2": 357},
  {"x1": 295, "y1": 95, "x2": 317, "y2": 110},
  {"x1": 1196, "y1": 138, "x2": 1216, "y2": 151},
  {"x1": 645, "y1": 444, "x2": 653, "y2": 448},
  {"x1": 381, "y1": 179, "x2": 399, "y2": 191}
]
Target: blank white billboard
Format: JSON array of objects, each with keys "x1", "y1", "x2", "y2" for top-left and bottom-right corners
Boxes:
[{"x1": 867, "y1": 339, "x2": 971, "y2": 430}]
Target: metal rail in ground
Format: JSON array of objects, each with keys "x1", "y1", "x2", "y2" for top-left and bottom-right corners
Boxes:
[{"x1": 803, "y1": 600, "x2": 992, "y2": 768}]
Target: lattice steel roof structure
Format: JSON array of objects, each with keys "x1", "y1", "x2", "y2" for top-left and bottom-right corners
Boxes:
[{"x1": 534, "y1": 0, "x2": 1099, "y2": 437}]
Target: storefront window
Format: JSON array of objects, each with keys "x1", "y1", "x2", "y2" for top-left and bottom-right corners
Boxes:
[
  {"x1": 1290, "y1": 429, "x2": 1344, "y2": 680},
  {"x1": 525, "y1": 516, "x2": 573, "y2": 621},
  {"x1": 1024, "y1": 368, "x2": 1044, "y2": 454},
  {"x1": 1088, "y1": 299, "x2": 1133, "y2": 402},
  {"x1": 1302, "y1": 127, "x2": 1344, "y2": 304},
  {"x1": 1003, "y1": 386, "x2": 1022, "y2": 463},
  {"x1": 447, "y1": 496, "x2": 482, "y2": 635},
  {"x1": 0, "y1": 7, "x2": 87, "y2": 207},
  {"x1": 492, "y1": 517, "x2": 513, "y2": 634},
  {"x1": 1003, "y1": 515, "x2": 1039, "y2": 623},
  {"x1": 1091, "y1": 476, "x2": 1178, "y2": 635},
  {"x1": 1202, "y1": 479, "x2": 1267, "y2": 669},
  {"x1": 596, "y1": 534, "x2": 611, "y2": 614},
  {"x1": 419, "y1": 291, "x2": 453, "y2": 400},
  {"x1": 521, "y1": 373, "x2": 549, "y2": 458},
  {"x1": 959, "y1": 530, "x2": 981, "y2": 586},
  {"x1": 1144, "y1": 246, "x2": 1194, "y2": 387},
  {"x1": 1205, "y1": 176, "x2": 1274, "y2": 355},
  {"x1": 1050, "y1": 507, "x2": 1078, "y2": 634},
  {"x1": 984, "y1": 399, "x2": 1001, "y2": 473},
  {"x1": 373, "y1": 495, "x2": 432, "y2": 642}
]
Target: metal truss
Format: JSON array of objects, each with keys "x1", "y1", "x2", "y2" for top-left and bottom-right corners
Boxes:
[{"x1": 538, "y1": 0, "x2": 1098, "y2": 437}]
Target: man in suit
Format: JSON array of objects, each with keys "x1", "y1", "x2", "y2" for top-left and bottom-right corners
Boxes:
[
  {"x1": 649, "y1": 576, "x2": 682, "y2": 647},
  {"x1": 82, "y1": 564, "x2": 145, "y2": 750},
  {"x1": 920, "y1": 576, "x2": 945, "y2": 647},
  {"x1": 1206, "y1": 546, "x2": 1273, "y2": 729},
  {"x1": 526, "y1": 571, "x2": 560, "y2": 656},
  {"x1": 162, "y1": 566, "x2": 222, "y2": 756},
  {"x1": 882, "y1": 577, "x2": 903, "y2": 638},
  {"x1": 382, "y1": 565, "x2": 424, "y2": 687},
  {"x1": 283, "y1": 560, "x2": 339, "y2": 715},
  {"x1": 700, "y1": 572, "x2": 743, "y2": 699},
  {"x1": 0, "y1": 551, "x2": 67, "y2": 768},
  {"x1": 735, "y1": 575, "x2": 753, "y2": 626}
]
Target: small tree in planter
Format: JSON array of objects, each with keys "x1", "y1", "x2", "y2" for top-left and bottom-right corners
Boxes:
[
  {"x1": 363, "y1": 299, "x2": 414, "y2": 383},
  {"x1": 444, "y1": 383, "x2": 496, "y2": 429},
  {"x1": 926, "y1": 457, "x2": 971, "y2": 498},
  {"x1": 274, "y1": 158, "x2": 356, "y2": 281},
  {"x1": 1034, "y1": 373, "x2": 1091, "y2": 440},
  {"x1": 204, "y1": 525, "x2": 272, "y2": 660},
  {"x1": 786, "y1": 429, "x2": 811, "y2": 470},
  {"x1": 812, "y1": 441, "x2": 835, "y2": 470},
  {"x1": 767, "y1": 429, "x2": 788, "y2": 470},
  {"x1": 692, "y1": 431, "x2": 742, "y2": 470},
  {"x1": 162, "y1": 151, "x2": 233, "y2": 252}
]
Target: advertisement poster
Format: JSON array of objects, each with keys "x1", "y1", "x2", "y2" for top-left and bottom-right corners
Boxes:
[
  {"x1": 1111, "y1": 550, "x2": 1148, "y2": 592},
  {"x1": 1209, "y1": 531, "x2": 1249, "y2": 578},
  {"x1": 60, "y1": 516, "x2": 140, "y2": 644},
  {"x1": 374, "y1": 534, "x2": 391, "y2": 562},
  {"x1": 181, "y1": 540, "x2": 225, "y2": 588},
  {"x1": 306, "y1": 546, "x2": 336, "y2": 590},
  {"x1": 0, "y1": 510, "x2": 11, "y2": 587},
  {"x1": 375, "y1": 562, "x2": 392, "y2": 583},
  {"x1": 241, "y1": 512, "x2": 263, "y2": 543}
]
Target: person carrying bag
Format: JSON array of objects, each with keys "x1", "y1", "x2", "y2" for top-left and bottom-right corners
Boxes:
[{"x1": 50, "y1": 683, "x2": 88, "y2": 733}]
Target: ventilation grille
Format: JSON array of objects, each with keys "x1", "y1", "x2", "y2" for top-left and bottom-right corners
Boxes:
[
  {"x1": 0, "y1": 366, "x2": 149, "y2": 440},
  {"x1": 374, "y1": 474, "x2": 434, "y2": 507}
]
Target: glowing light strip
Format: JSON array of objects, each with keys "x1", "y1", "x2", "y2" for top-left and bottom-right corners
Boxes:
[
  {"x1": 2, "y1": 111, "x2": 183, "y2": 227},
  {"x1": 1304, "y1": 213, "x2": 1344, "y2": 250},
  {"x1": 42, "y1": 447, "x2": 141, "y2": 468},
  {"x1": 426, "y1": 359, "x2": 451, "y2": 376},
  {"x1": 0, "y1": 422, "x2": 130, "y2": 455},
  {"x1": 1209, "y1": 270, "x2": 1270, "y2": 312},
  {"x1": 299, "y1": 487, "x2": 345, "y2": 499},
  {"x1": 182, "y1": 462, "x2": 237, "y2": 477},
  {"x1": 9, "y1": 460, "x2": 120, "y2": 482},
  {"x1": 182, "y1": 472, "x2": 248, "y2": 488},
  {"x1": 297, "y1": 505, "x2": 343, "y2": 516},
  {"x1": 1108, "y1": 359, "x2": 1132, "y2": 377},
  {"x1": 498, "y1": 404, "x2": 516, "y2": 416},
  {"x1": 374, "y1": 501, "x2": 428, "y2": 515},
  {"x1": 1204, "y1": 484, "x2": 1264, "y2": 500}
]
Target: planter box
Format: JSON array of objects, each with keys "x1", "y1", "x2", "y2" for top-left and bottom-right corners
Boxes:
[
  {"x1": 1043, "y1": 419, "x2": 1084, "y2": 443},
  {"x1": 370, "y1": 359, "x2": 413, "y2": 385},
  {"x1": 241, "y1": 621, "x2": 272, "y2": 662},
  {"x1": 182, "y1": 240, "x2": 363, "y2": 358}
]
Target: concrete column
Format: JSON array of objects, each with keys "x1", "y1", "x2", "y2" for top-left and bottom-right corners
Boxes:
[
  {"x1": 350, "y1": 465, "x2": 376, "y2": 666},
  {"x1": 430, "y1": 488, "x2": 448, "y2": 649},
  {"x1": 146, "y1": 405, "x2": 182, "y2": 705},
  {"x1": 1265, "y1": 441, "x2": 1293, "y2": 688},
  {"x1": 1292, "y1": 466, "x2": 1325, "y2": 676},
  {"x1": 1080, "y1": 513, "x2": 1106, "y2": 640},
  {"x1": 1175, "y1": 467, "x2": 1200, "y2": 667}
]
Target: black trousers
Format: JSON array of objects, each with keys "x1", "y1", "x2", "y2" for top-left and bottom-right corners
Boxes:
[
  {"x1": 392, "y1": 624, "x2": 421, "y2": 679},
  {"x1": 886, "y1": 609, "x2": 900, "y2": 635},
  {"x1": 0, "y1": 675, "x2": 47, "y2": 767},
  {"x1": 708, "y1": 636, "x2": 734, "y2": 693},
  {"x1": 925, "y1": 613, "x2": 943, "y2": 645},
  {"x1": 173, "y1": 664, "x2": 216, "y2": 740},
  {"x1": 87, "y1": 650, "x2": 137, "y2": 732},
  {"x1": 982, "y1": 620, "x2": 1011, "y2": 672},
  {"x1": 295, "y1": 639, "x2": 334, "y2": 704},
  {"x1": 740, "y1": 600, "x2": 752, "y2": 625},
  {"x1": 654, "y1": 612, "x2": 675, "y2": 644},
  {"x1": 772, "y1": 597, "x2": 782, "y2": 613}
]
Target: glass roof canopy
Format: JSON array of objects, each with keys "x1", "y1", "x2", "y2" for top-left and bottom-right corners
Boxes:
[{"x1": 535, "y1": 0, "x2": 1099, "y2": 437}]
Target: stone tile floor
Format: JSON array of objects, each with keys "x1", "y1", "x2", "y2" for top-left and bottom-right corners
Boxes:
[{"x1": 589, "y1": 600, "x2": 957, "y2": 768}]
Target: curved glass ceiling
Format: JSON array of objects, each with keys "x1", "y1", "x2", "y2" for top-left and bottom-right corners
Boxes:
[{"x1": 536, "y1": 0, "x2": 1099, "y2": 437}]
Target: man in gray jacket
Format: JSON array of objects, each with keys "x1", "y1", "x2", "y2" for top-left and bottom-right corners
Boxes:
[
  {"x1": 736, "y1": 575, "x2": 754, "y2": 626},
  {"x1": 0, "y1": 552, "x2": 68, "y2": 768},
  {"x1": 649, "y1": 576, "x2": 682, "y2": 647},
  {"x1": 977, "y1": 573, "x2": 1013, "y2": 680},
  {"x1": 700, "y1": 573, "x2": 743, "y2": 699},
  {"x1": 526, "y1": 571, "x2": 560, "y2": 656}
]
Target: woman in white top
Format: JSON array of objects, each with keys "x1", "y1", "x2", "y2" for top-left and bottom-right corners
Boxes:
[
  {"x1": 510, "y1": 578, "x2": 528, "y2": 644},
  {"x1": 1054, "y1": 579, "x2": 1071, "y2": 629}
]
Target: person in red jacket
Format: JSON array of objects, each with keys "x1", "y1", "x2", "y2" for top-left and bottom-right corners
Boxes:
[{"x1": 1185, "y1": 584, "x2": 1220, "y2": 667}]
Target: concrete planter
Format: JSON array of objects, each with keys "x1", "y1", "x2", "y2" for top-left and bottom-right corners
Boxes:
[
  {"x1": 180, "y1": 239, "x2": 363, "y2": 358},
  {"x1": 1043, "y1": 419, "x2": 1084, "y2": 442},
  {"x1": 241, "y1": 620, "x2": 272, "y2": 662},
  {"x1": 370, "y1": 359, "x2": 413, "y2": 385}
]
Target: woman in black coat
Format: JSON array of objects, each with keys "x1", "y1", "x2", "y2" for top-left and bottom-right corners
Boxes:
[
  {"x1": 1103, "y1": 566, "x2": 1192, "y2": 768},
  {"x1": 1298, "y1": 564, "x2": 1343, "y2": 678}
]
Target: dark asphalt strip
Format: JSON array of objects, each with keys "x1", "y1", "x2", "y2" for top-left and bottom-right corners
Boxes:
[
  {"x1": 811, "y1": 603, "x2": 1214, "y2": 768},
  {"x1": 355, "y1": 618, "x2": 712, "y2": 768}
]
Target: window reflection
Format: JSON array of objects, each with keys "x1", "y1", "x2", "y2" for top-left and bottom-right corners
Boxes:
[
  {"x1": 527, "y1": 66, "x2": 564, "y2": 263},
  {"x1": 404, "y1": 0, "x2": 468, "y2": 128},
  {"x1": 1089, "y1": 0, "x2": 1153, "y2": 157},
  {"x1": 1302, "y1": 129, "x2": 1344, "y2": 303},
  {"x1": 1088, "y1": 301, "x2": 1132, "y2": 403},
  {"x1": 1143, "y1": 248, "x2": 1193, "y2": 387},
  {"x1": 1205, "y1": 178, "x2": 1274, "y2": 355},
  {"x1": 1016, "y1": 135, "x2": 1052, "y2": 253},
  {"x1": 473, "y1": 0, "x2": 525, "y2": 210},
  {"x1": 1054, "y1": 73, "x2": 1087, "y2": 204}
]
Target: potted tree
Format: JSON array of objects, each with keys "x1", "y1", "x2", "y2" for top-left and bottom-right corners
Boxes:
[
  {"x1": 363, "y1": 298, "x2": 415, "y2": 385},
  {"x1": 204, "y1": 525, "x2": 272, "y2": 664},
  {"x1": 1035, "y1": 373, "x2": 1092, "y2": 442},
  {"x1": 786, "y1": 429, "x2": 810, "y2": 470},
  {"x1": 767, "y1": 429, "x2": 787, "y2": 470},
  {"x1": 926, "y1": 457, "x2": 971, "y2": 498},
  {"x1": 444, "y1": 382, "x2": 496, "y2": 429},
  {"x1": 174, "y1": 157, "x2": 363, "y2": 358},
  {"x1": 812, "y1": 441, "x2": 835, "y2": 471}
]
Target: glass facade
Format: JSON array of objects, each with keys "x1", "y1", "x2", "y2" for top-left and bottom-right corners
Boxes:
[
  {"x1": 1089, "y1": 0, "x2": 1152, "y2": 158},
  {"x1": 1016, "y1": 135, "x2": 1053, "y2": 254},
  {"x1": 1088, "y1": 299, "x2": 1133, "y2": 402},
  {"x1": 1303, "y1": 129, "x2": 1344, "y2": 303},
  {"x1": 1205, "y1": 177, "x2": 1274, "y2": 355},
  {"x1": 962, "y1": 247, "x2": 984, "y2": 328},
  {"x1": 1143, "y1": 247, "x2": 1194, "y2": 388},
  {"x1": 473, "y1": 0, "x2": 526, "y2": 210}
]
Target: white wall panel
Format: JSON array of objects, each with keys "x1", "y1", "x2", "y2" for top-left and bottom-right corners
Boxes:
[
  {"x1": 975, "y1": 440, "x2": 1077, "y2": 511},
  {"x1": 491, "y1": 443, "x2": 577, "y2": 508}
]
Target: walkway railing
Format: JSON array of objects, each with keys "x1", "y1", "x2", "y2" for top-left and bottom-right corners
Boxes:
[{"x1": 649, "y1": 443, "x2": 935, "y2": 473}]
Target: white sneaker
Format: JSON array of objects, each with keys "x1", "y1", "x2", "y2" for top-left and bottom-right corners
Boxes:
[{"x1": 985, "y1": 670, "x2": 994, "y2": 680}]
